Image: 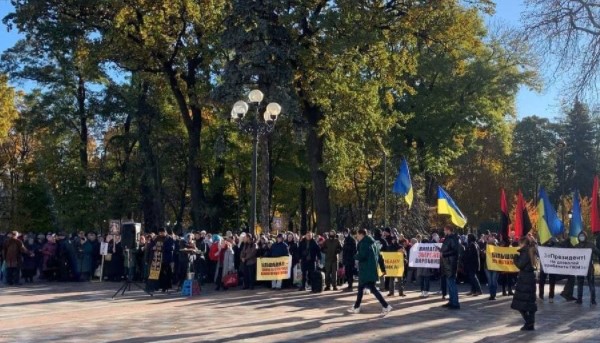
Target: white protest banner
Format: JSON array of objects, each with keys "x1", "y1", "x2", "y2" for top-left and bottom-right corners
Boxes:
[
  {"x1": 100, "y1": 242, "x2": 109, "y2": 256},
  {"x1": 537, "y1": 246, "x2": 592, "y2": 277},
  {"x1": 409, "y1": 243, "x2": 443, "y2": 268}
]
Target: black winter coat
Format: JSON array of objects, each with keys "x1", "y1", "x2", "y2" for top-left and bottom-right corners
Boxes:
[
  {"x1": 511, "y1": 247, "x2": 537, "y2": 313},
  {"x1": 441, "y1": 234, "x2": 460, "y2": 277},
  {"x1": 342, "y1": 235, "x2": 357, "y2": 266},
  {"x1": 464, "y1": 242, "x2": 480, "y2": 273}
]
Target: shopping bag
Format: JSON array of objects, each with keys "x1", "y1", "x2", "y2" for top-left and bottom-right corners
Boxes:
[
  {"x1": 293, "y1": 265, "x2": 302, "y2": 286},
  {"x1": 222, "y1": 273, "x2": 239, "y2": 288}
]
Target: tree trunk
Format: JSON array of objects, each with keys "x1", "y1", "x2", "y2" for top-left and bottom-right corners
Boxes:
[
  {"x1": 306, "y1": 122, "x2": 331, "y2": 234},
  {"x1": 135, "y1": 81, "x2": 164, "y2": 233},
  {"x1": 76, "y1": 73, "x2": 88, "y2": 175},
  {"x1": 186, "y1": 111, "x2": 207, "y2": 230},
  {"x1": 259, "y1": 134, "x2": 270, "y2": 233}
]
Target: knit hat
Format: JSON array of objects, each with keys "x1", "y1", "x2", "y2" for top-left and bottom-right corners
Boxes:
[{"x1": 212, "y1": 234, "x2": 222, "y2": 242}]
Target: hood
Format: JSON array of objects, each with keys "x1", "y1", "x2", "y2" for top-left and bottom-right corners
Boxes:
[{"x1": 361, "y1": 235, "x2": 375, "y2": 245}]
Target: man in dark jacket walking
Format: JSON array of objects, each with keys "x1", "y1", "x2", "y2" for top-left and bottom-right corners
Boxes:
[
  {"x1": 347, "y1": 228, "x2": 392, "y2": 317},
  {"x1": 441, "y1": 225, "x2": 461, "y2": 309},
  {"x1": 342, "y1": 229, "x2": 357, "y2": 291},
  {"x1": 322, "y1": 230, "x2": 342, "y2": 291},
  {"x1": 465, "y1": 234, "x2": 482, "y2": 296},
  {"x1": 298, "y1": 232, "x2": 321, "y2": 291}
]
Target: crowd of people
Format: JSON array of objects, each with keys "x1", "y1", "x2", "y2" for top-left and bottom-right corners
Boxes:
[{"x1": 2, "y1": 225, "x2": 599, "y2": 330}]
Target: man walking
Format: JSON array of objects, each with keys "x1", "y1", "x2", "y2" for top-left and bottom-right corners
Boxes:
[
  {"x1": 441, "y1": 225, "x2": 461, "y2": 309},
  {"x1": 347, "y1": 228, "x2": 393, "y2": 317},
  {"x1": 322, "y1": 230, "x2": 342, "y2": 291}
]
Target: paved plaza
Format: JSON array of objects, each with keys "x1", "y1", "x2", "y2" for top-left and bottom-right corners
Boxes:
[{"x1": 1, "y1": 281, "x2": 599, "y2": 343}]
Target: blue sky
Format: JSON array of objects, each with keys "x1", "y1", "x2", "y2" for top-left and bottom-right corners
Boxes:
[{"x1": 0, "y1": 0, "x2": 561, "y2": 120}]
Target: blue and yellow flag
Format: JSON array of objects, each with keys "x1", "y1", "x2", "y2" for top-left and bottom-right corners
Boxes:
[
  {"x1": 569, "y1": 191, "x2": 583, "y2": 246},
  {"x1": 437, "y1": 186, "x2": 467, "y2": 228},
  {"x1": 392, "y1": 159, "x2": 413, "y2": 208},
  {"x1": 537, "y1": 187, "x2": 565, "y2": 245}
]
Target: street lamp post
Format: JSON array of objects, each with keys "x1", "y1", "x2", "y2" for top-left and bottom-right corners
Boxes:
[
  {"x1": 556, "y1": 139, "x2": 567, "y2": 221},
  {"x1": 383, "y1": 152, "x2": 388, "y2": 228},
  {"x1": 367, "y1": 210, "x2": 373, "y2": 231},
  {"x1": 231, "y1": 90, "x2": 282, "y2": 236}
]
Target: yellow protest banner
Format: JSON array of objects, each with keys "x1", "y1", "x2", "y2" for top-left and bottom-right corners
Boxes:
[
  {"x1": 381, "y1": 252, "x2": 405, "y2": 278},
  {"x1": 486, "y1": 245, "x2": 519, "y2": 272},
  {"x1": 256, "y1": 256, "x2": 292, "y2": 281}
]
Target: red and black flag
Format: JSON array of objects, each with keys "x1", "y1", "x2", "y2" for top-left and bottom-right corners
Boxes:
[
  {"x1": 592, "y1": 176, "x2": 600, "y2": 234},
  {"x1": 500, "y1": 188, "x2": 510, "y2": 241},
  {"x1": 514, "y1": 190, "x2": 532, "y2": 238}
]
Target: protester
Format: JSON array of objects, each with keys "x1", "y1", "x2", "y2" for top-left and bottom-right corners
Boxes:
[
  {"x1": 484, "y1": 235, "x2": 500, "y2": 300},
  {"x1": 464, "y1": 233, "x2": 482, "y2": 296},
  {"x1": 22, "y1": 235, "x2": 38, "y2": 283},
  {"x1": 538, "y1": 237, "x2": 558, "y2": 303},
  {"x1": 575, "y1": 231, "x2": 600, "y2": 305},
  {"x1": 240, "y1": 234, "x2": 258, "y2": 290},
  {"x1": 322, "y1": 230, "x2": 342, "y2": 291},
  {"x1": 347, "y1": 228, "x2": 392, "y2": 317},
  {"x1": 2, "y1": 231, "x2": 29, "y2": 285},
  {"x1": 213, "y1": 239, "x2": 235, "y2": 291},
  {"x1": 342, "y1": 229, "x2": 357, "y2": 292},
  {"x1": 511, "y1": 237, "x2": 537, "y2": 331},
  {"x1": 269, "y1": 234, "x2": 289, "y2": 290},
  {"x1": 441, "y1": 225, "x2": 461, "y2": 310},
  {"x1": 298, "y1": 232, "x2": 321, "y2": 291},
  {"x1": 387, "y1": 236, "x2": 407, "y2": 297}
]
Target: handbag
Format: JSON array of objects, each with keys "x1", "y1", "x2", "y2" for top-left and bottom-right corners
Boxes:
[
  {"x1": 293, "y1": 265, "x2": 303, "y2": 286},
  {"x1": 222, "y1": 272, "x2": 239, "y2": 288},
  {"x1": 94, "y1": 265, "x2": 102, "y2": 278}
]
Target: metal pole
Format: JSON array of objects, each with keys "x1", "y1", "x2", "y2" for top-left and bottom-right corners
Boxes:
[
  {"x1": 250, "y1": 110, "x2": 259, "y2": 237},
  {"x1": 384, "y1": 153, "x2": 388, "y2": 228}
]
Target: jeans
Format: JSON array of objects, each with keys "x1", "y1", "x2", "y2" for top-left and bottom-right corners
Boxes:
[
  {"x1": 354, "y1": 282, "x2": 389, "y2": 309},
  {"x1": 447, "y1": 276, "x2": 459, "y2": 307},
  {"x1": 538, "y1": 270, "x2": 556, "y2": 299},
  {"x1": 467, "y1": 271, "x2": 482, "y2": 293},
  {"x1": 243, "y1": 264, "x2": 256, "y2": 289},
  {"x1": 272, "y1": 280, "x2": 282, "y2": 289},
  {"x1": 420, "y1": 276, "x2": 430, "y2": 292},
  {"x1": 485, "y1": 269, "x2": 499, "y2": 298},
  {"x1": 577, "y1": 271, "x2": 596, "y2": 303}
]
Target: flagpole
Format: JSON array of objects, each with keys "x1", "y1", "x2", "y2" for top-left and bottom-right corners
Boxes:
[{"x1": 384, "y1": 152, "x2": 388, "y2": 228}]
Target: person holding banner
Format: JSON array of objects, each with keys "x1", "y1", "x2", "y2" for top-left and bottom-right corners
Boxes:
[
  {"x1": 538, "y1": 237, "x2": 558, "y2": 303},
  {"x1": 269, "y1": 234, "x2": 289, "y2": 290},
  {"x1": 386, "y1": 236, "x2": 407, "y2": 297},
  {"x1": 483, "y1": 235, "x2": 500, "y2": 300},
  {"x1": 575, "y1": 232, "x2": 600, "y2": 305},
  {"x1": 347, "y1": 229, "x2": 393, "y2": 317},
  {"x1": 298, "y1": 232, "x2": 321, "y2": 291},
  {"x1": 511, "y1": 237, "x2": 537, "y2": 331}
]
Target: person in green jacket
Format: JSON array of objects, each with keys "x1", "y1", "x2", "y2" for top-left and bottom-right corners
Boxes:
[{"x1": 347, "y1": 228, "x2": 393, "y2": 317}]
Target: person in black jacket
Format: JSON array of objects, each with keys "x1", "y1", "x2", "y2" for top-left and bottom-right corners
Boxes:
[
  {"x1": 298, "y1": 232, "x2": 321, "y2": 291},
  {"x1": 465, "y1": 234, "x2": 482, "y2": 296},
  {"x1": 342, "y1": 229, "x2": 357, "y2": 291},
  {"x1": 440, "y1": 225, "x2": 461, "y2": 309},
  {"x1": 538, "y1": 237, "x2": 558, "y2": 303},
  {"x1": 511, "y1": 237, "x2": 537, "y2": 331}
]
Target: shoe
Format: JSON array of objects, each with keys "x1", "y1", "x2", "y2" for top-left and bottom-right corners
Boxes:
[
  {"x1": 419, "y1": 291, "x2": 425, "y2": 298},
  {"x1": 473, "y1": 292, "x2": 482, "y2": 297},
  {"x1": 424, "y1": 291, "x2": 429, "y2": 298},
  {"x1": 576, "y1": 300, "x2": 583, "y2": 304},
  {"x1": 347, "y1": 306, "x2": 360, "y2": 314},
  {"x1": 400, "y1": 293, "x2": 406, "y2": 297},
  {"x1": 441, "y1": 303, "x2": 451, "y2": 308},
  {"x1": 508, "y1": 292, "x2": 514, "y2": 296},
  {"x1": 549, "y1": 298, "x2": 554, "y2": 303},
  {"x1": 447, "y1": 305, "x2": 460, "y2": 310},
  {"x1": 435, "y1": 290, "x2": 442, "y2": 295},
  {"x1": 442, "y1": 295, "x2": 447, "y2": 300},
  {"x1": 520, "y1": 325, "x2": 535, "y2": 331},
  {"x1": 387, "y1": 292, "x2": 395, "y2": 297},
  {"x1": 324, "y1": 287, "x2": 331, "y2": 291},
  {"x1": 333, "y1": 287, "x2": 338, "y2": 291},
  {"x1": 488, "y1": 296, "x2": 496, "y2": 301},
  {"x1": 502, "y1": 292, "x2": 507, "y2": 296},
  {"x1": 465, "y1": 292, "x2": 473, "y2": 296},
  {"x1": 380, "y1": 305, "x2": 393, "y2": 317},
  {"x1": 298, "y1": 287, "x2": 306, "y2": 292},
  {"x1": 592, "y1": 300, "x2": 597, "y2": 305}
]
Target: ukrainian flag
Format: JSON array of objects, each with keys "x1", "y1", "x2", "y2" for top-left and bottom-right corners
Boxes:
[
  {"x1": 569, "y1": 191, "x2": 583, "y2": 246},
  {"x1": 537, "y1": 187, "x2": 565, "y2": 244},
  {"x1": 392, "y1": 159, "x2": 413, "y2": 208},
  {"x1": 437, "y1": 186, "x2": 467, "y2": 228}
]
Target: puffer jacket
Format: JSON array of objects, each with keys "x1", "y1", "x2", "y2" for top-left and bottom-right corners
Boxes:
[{"x1": 511, "y1": 247, "x2": 537, "y2": 313}]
